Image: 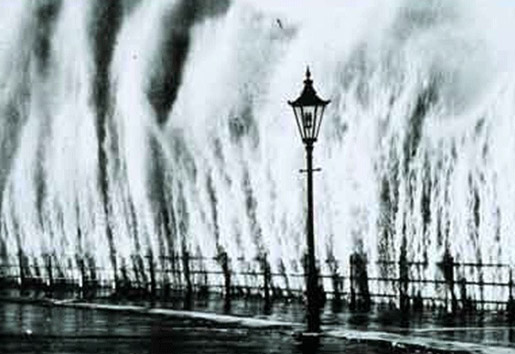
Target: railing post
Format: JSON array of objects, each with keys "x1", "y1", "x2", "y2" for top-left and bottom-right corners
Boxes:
[
  {"x1": 399, "y1": 252, "x2": 409, "y2": 312},
  {"x1": 450, "y1": 259, "x2": 456, "y2": 313},
  {"x1": 218, "y1": 251, "x2": 231, "y2": 302},
  {"x1": 119, "y1": 258, "x2": 129, "y2": 297},
  {"x1": 45, "y1": 253, "x2": 54, "y2": 294},
  {"x1": 147, "y1": 251, "x2": 156, "y2": 300},
  {"x1": 459, "y1": 277, "x2": 472, "y2": 313},
  {"x1": 508, "y1": 269, "x2": 515, "y2": 320},
  {"x1": 112, "y1": 253, "x2": 119, "y2": 294},
  {"x1": 77, "y1": 256, "x2": 86, "y2": 298},
  {"x1": 88, "y1": 255, "x2": 98, "y2": 297},
  {"x1": 182, "y1": 251, "x2": 192, "y2": 298},
  {"x1": 326, "y1": 255, "x2": 342, "y2": 305},
  {"x1": 258, "y1": 253, "x2": 271, "y2": 306},
  {"x1": 17, "y1": 250, "x2": 25, "y2": 288},
  {"x1": 349, "y1": 254, "x2": 356, "y2": 310},
  {"x1": 279, "y1": 261, "x2": 293, "y2": 299},
  {"x1": 413, "y1": 290, "x2": 423, "y2": 312},
  {"x1": 349, "y1": 252, "x2": 370, "y2": 311},
  {"x1": 441, "y1": 250, "x2": 456, "y2": 313},
  {"x1": 160, "y1": 256, "x2": 170, "y2": 299},
  {"x1": 478, "y1": 263, "x2": 484, "y2": 312}
]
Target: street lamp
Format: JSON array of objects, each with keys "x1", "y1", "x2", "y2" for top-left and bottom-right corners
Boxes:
[{"x1": 288, "y1": 67, "x2": 330, "y2": 333}]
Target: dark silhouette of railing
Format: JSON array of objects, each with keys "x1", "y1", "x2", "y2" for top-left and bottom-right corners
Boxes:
[{"x1": 1, "y1": 250, "x2": 515, "y2": 316}]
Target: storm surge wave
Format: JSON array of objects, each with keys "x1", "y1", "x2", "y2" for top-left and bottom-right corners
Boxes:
[{"x1": 1, "y1": 0, "x2": 515, "y2": 303}]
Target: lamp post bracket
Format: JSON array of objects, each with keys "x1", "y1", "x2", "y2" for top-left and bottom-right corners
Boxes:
[{"x1": 299, "y1": 168, "x2": 322, "y2": 173}]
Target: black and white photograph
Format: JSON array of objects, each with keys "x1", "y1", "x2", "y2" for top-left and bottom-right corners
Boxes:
[{"x1": 1, "y1": 1, "x2": 514, "y2": 353}]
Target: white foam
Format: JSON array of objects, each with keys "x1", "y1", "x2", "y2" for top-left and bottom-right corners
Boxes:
[
  {"x1": 51, "y1": 300, "x2": 298, "y2": 328},
  {"x1": 326, "y1": 329, "x2": 515, "y2": 354}
]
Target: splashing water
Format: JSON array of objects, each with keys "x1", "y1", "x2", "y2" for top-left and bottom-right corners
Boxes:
[{"x1": 1, "y1": 0, "x2": 515, "y2": 303}]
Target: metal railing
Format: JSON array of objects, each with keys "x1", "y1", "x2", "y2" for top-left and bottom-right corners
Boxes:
[{"x1": 1, "y1": 251, "x2": 514, "y2": 313}]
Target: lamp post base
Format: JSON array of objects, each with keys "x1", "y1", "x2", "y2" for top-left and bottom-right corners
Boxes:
[{"x1": 293, "y1": 330, "x2": 322, "y2": 351}]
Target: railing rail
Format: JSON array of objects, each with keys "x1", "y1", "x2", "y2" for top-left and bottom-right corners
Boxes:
[{"x1": 1, "y1": 251, "x2": 514, "y2": 314}]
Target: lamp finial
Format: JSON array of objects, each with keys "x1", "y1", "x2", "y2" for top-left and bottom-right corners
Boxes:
[{"x1": 304, "y1": 66, "x2": 313, "y2": 85}]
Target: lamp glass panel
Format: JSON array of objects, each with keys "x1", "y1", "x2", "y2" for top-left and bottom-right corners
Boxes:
[
  {"x1": 292, "y1": 105, "x2": 305, "y2": 140},
  {"x1": 314, "y1": 105, "x2": 326, "y2": 139},
  {"x1": 302, "y1": 105, "x2": 317, "y2": 140}
]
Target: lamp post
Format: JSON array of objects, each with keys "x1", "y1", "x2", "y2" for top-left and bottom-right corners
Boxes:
[{"x1": 288, "y1": 67, "x2": 330, "y2": 333}]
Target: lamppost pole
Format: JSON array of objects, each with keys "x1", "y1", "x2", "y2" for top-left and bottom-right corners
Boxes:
[
  {"x1": 305, "y1": 141, "x2": 319, "y2": 333},
  {"x1": 288, "y1": 67, "x2": 330, "y2": 334}
]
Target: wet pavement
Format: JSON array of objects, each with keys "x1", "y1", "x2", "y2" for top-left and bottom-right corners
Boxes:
[
  {"x1": 0, "y1": 301, "x2": 397, "y2": 354},
  {"x1": 1, "y1": 291, "x2": 515, "y2": 353}
]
